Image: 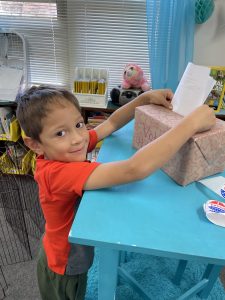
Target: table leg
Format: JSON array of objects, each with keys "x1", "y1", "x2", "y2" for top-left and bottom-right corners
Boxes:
[
  {"x1": 98, "y1": 247, "x2": 119, "y2": 300},
  {"x1": 198, "y1": 264, "x2": 223, "y2": 299},
  {"x1": 173, "y1": 260, "x2": 188, "y2": 285},
  {"x1": 119, "y1": 251, "x2": 127, "y2": 264}
]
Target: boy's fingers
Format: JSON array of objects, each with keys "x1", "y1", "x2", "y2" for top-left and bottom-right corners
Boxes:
[
  {"x1": 166, "y1": 89, "x2": 174, "y2": 99},
  {"x1": 162, "y1": 98, "x2": 173, "y2": 109}
]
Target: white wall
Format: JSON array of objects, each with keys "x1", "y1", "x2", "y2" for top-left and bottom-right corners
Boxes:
[{"x1": 194, "y1": 0, "x2": 225, "y2": 66}]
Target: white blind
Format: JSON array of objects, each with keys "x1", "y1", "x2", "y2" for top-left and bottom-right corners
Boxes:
[
  {"x1": 0, "y1": 0, "x2": 69, "y2": 86},
  {"x1": 0, "y1": 0, "x2": 150, "y2": 91},
  {"x1": 67, "y1": 0, "x2": 150, "y2": 91}
]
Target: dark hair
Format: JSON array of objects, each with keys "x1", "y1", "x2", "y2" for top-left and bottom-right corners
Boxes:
[{"x1": 16, "y1": 85, "x2": 81, "y2": 142}]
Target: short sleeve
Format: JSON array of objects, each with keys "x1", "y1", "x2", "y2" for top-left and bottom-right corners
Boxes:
[
  {"x1": 48, "y1": 161, "x2": 100, "y2": 197},
  {"x1": 87, "y1": 130, "x2": 98, "y2": 153}
]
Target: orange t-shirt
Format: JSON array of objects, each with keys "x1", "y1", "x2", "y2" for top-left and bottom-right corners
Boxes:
[{"x1": 34, "y1": 130, "x2": 100, "y2": 275}]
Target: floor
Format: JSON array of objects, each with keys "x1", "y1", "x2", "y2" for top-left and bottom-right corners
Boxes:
[
  {"x1": 0, "y1": 174, "x2": 44, "y2": 300},
  {"x1": 0, "y1": 174, "x2": 225, "y2": 300},
  {"x1": 1, "y1": 247, "x2": 40, "y2": 300},
  {"x1": 1, "y1": 238, "x2": 225, "y2": 300}
]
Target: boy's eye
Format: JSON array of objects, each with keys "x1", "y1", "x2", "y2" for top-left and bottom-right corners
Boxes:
[
  {"x1": 56, "y1": 130, "x2": 66, "y2": 137},
  {"x1": 76, "y1": 121, "x2": 85, "y2": 129}
]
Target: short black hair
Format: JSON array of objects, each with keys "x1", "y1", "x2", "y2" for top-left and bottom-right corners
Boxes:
[{"x1": 16, "y1": 85, "x2": 81, "y2": 142}]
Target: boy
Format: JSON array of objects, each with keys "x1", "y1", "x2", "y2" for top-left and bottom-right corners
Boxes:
[{"x1": 16, "y1": 85, "x2": 215, "y2": 300}]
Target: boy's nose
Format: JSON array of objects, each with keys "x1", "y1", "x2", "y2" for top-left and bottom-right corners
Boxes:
[{"x1": 71, "y1": 130, "x2": 83, "y2": 144}]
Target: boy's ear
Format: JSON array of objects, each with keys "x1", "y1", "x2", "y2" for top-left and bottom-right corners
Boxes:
[{"x1": 23, "y1": 137, "x2": 43, "y2": 155}]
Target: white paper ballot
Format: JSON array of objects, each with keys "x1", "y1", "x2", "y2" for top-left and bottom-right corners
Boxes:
[
  {"x1": 172, "y1": 62, "x2": 216, "y2": 116},
  {"x1": 198, "y1": 176, "x2": 225, "y2": 200}
]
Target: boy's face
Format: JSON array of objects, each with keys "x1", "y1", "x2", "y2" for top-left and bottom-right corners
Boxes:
[{"x1": 34, "y1": 101, "x2": 89, "y2": 162}]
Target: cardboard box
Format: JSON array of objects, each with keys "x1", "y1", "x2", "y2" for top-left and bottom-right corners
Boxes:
[{"x1": 133, "y1": 104, "x2": 225, "y2": 186}]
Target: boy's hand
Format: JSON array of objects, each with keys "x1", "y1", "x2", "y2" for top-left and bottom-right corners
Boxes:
[
  {"x1": 143, "y1": 89, "x2": 173, "y2": 110},
  {"x1": 187, "y1": 104, "x2": 216, "y2": 133},
  {"x1": 95, "y1": 88, "x2": 174, "y2": 142}
]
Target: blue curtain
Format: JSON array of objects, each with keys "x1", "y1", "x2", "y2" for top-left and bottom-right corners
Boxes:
[{"x1": 146, "y1": 0, "x2": 195, "y2": 92}]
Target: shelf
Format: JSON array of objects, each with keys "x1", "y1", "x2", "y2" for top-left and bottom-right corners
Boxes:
[
  {"x1": 81, "y1": 101, "x2": 118, "y2": 111},
  {"x1": 81, "y1": 101, "x2": 118, "y2": 123},
  {"x1": 0, "y1": 101, "x2": 17, "y2": 107}
]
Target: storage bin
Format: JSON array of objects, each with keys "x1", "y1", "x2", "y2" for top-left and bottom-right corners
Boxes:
[
  {"x1": 0, "y1": 150, "x2": 33, "y2": 175},
  {"x1": 15, "y1": 130, "x2": 36, "y2": 174},
  {"x1": 0, "y1": 118, "x2": 21, "y2": 142},
  {"x1": 30, "y1": 152, "x2": 37, "y2": 174},
  {"x1": 73, "y1": 67, "x2": 109, "y2": 108}
]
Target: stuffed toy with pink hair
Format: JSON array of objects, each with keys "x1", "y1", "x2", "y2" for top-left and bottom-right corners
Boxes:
[{"x1": 122, "y1": 63, "x2": 150, "y2": 91}]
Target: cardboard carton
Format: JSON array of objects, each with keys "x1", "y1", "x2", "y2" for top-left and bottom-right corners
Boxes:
[{"x1": 133, "y1": 104, "x2": 225, "y2": 186}]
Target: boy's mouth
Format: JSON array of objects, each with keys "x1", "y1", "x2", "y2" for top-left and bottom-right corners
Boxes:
[{"x1": 69, "y1": 146, "x2": 85, "y2": 153}]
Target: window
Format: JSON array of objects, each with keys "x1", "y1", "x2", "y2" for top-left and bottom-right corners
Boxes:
[
  {"x1": 67, "y1": 0, "x2": 150, "y2": 91},
  {"x1": 0, "y1": 0, "x2": 69, "y2": 86},
  {"x1": 0, "y1": 1, "x2": 57, "y2": 17},
  {"x1": 0, "y1": 0, "x2": 150, "y2": 92}
]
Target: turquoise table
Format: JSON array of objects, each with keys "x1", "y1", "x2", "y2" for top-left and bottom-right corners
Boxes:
[{"x1": 69, "y1": 121, "x2": 225, "y2": 300}]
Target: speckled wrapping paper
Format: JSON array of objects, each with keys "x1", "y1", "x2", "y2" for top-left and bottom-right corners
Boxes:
[{"x1": 133, "y1": 104, "x2": 225, "y2": 186}]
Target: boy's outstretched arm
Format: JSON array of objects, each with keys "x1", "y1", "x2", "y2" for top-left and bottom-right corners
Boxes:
[
  {"x1": 94, "y1": 89, "x2": 173, "y2": 142},
  {"x1": 84, "y1": 105, "x2": 216, "y2": 190}
]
